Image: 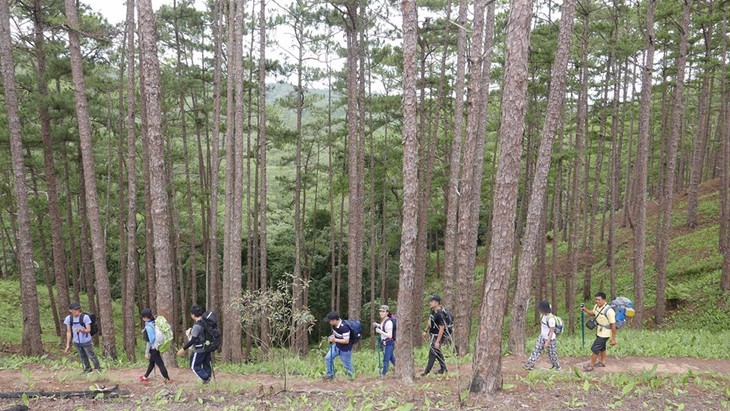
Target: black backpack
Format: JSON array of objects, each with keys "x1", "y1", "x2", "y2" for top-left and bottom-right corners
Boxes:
[
  {"x1": 201, "y1": 310, "x2": 221, "y2": 352},
  {"x1": 81, "y1": 312, "x2": 99, "y2": 336},
  {"x1": 385, "y1": 315, "x2": 397, "y2": 341},
  {"x1": 341, "y1": 319, "x2": 363, "y2": 345},
  {"x1": 440, "y1": 308, "x2": 454, "y2": 338}
]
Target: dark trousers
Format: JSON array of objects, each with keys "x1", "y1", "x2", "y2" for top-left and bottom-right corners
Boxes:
[
  {"x1": 190, "y1": 351, "x2": 212, "y2": 381},
  {"x1": 74, "y1": 342, "x2": 101, "y2": 371},
  {"x1": 424, "y1": 335, "x2": 447, "y2": 373},
  {"x1": 145, "y1": 349, "x2": 170, "y2": 380}
]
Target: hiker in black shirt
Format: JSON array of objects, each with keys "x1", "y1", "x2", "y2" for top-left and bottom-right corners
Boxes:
[
  {"x1": 422, "y1": 295, "x2": 448, "y2": 376},
  {"x1": 324, "y1": 311, "x2": 355, "y2": 380}
]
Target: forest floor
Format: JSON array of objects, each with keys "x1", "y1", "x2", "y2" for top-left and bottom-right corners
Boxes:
[{"x1": 0, "y1": 355, "x2": 728, "y2": 410}]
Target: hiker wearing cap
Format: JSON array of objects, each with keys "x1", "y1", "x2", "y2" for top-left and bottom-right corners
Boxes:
[
  {"x1": 63, "y1": 302, "x2": 101, "y2": 373},
  {"x1": 372, "y1": 305, "x2": 396, "y2": 377},
  {"x1": 523, "y1": 300, "x2": 561, "y2": 371},
  {"x1": 421, "y1": 295, "x2": 447, "y2": 376},
  {"x1": 324, "y1": 311, "x2": 355, "y2": 380},
  {"x1": 176, "y1": 305, "x2": 212, "y2": 383},
  {"x1": 139, "y1": 308, "x2": 171, "y2": 383},
  {"x1": 580, "y1": 292, "x2": 617, "y2": 371}
]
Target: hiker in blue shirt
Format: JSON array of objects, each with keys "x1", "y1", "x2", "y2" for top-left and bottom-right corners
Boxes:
[
  {"x1": 324, "y1": 311, "x2": 355, "y2": 380},
  {"x1": 139, "y1": 308, "x2": 171, "y2": 383},
  {"x1": 63, "y1": 302, "x2": 101, "y2": 373}
]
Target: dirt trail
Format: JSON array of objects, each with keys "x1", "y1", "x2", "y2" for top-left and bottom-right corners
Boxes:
[{"x1": 0, "y1": 356, "x2": 728, "y2": 410}]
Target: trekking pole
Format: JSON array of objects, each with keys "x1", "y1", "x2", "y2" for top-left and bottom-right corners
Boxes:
[
  {"x1": 376, "y1": 335, "x2": 382, "y2": 376},
  {"x1": 580, "y1": 305, "x2": 585, "y2": 350},
  {"x1": 329, "y1": 343, "x2": 335, "y2": 377}
]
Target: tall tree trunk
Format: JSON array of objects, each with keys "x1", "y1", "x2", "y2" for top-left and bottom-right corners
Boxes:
[
  {"x1": 507, "y1": 0, "x2": 577, "y2": 356},
  {"x1": 632, "y1": 0, "x2": 656, "y2": 329},
  {"x1": 77, "y1": 154, "x2": 99, "y2": 346},
  {"x1": 33, "y1": 0, "x2": 70, "y2": 341},
  {"x1": 64, "y1": 0, "x2": 117, "y2": 358},
  {"x1": 443, "y1": 0, "x2": 469, "y2": 309},
  {"x1": 122, "y1": 0, "x2": 138, "y2": 362},
  {"x1": 258, "y1": 0, "x2": 270, "y2": 352},
  {"x1": 345, "y1": 1, "x2": 364, "y2": 321},
  {"x1": 453, "y1": 0, "x2": 495, "y2": 356},
  {"x1": 138, "y1": 0, "x2": 175, "y2": 363},
  {"x1": 395, "y1": 0, "x2": 419, "y2": 383},
  {"x1": 470, "y1": 0, "x2": 532, "y2": 395},
  {"x1": 62, "y1": 148, "x2": 81, "y2": 303},
  {"x1": 208, "y1": 0, "x2": 222, "y2": 311},
  {"x1": 656, "y1": 0, "x2": 691, "y2": 324},
  {"x1": 687, "y1": 19, "x2": 713, "y2": 228},
  {"x1": 720, "y1": 10, "x2": 730, "y2": 291}
]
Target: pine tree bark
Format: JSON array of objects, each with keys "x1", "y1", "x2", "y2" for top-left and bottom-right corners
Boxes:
[
  {"x1": 208, "y1": 0, "x2": 222, "y2": 311},
  {"x1": 687, "y1": 19, "x2": 713, "y2": 229},
  {"x1": 470, "y1": 0, "x2": 533, "y2": 395},
  {"x1": 656, "y1": 0, "x2": 691, "y2": 324},
  {"x1": 64, "y1": 0, "x2": 117, "y2": 358},
  {"x1": 395, "y1": 0, "x2": 419, "y2": 383},
  {"x1": 137, "y1": 0, "x2": 175, "y2": 361},
  {"x1": 718, "y1": 11, "x2": 730, "y2": 291},
  {"x1": 632, "y1": 0, "x2": 656, "y2": 330},
  {"x1": 0, "y1": 5, "x2": 44, "y2": 351},
  {"x1": 507, "y1": 0, "x2": 577, "y2": 357},
  {"x1": 442, "y1": 0, "x2": 469, "y2": 309},
  {"x1": 122, "y1": 0, "x2": 138, "y2": 362},
  {"x1": 258, "y1": 0, "x2": 271, "y2": 352},
  {"x1": 33, "y1": 0, "x2": 70, "y2": 339},
  {"x1": 453, "y1": 0, "x2": 494, "y2": 356}
]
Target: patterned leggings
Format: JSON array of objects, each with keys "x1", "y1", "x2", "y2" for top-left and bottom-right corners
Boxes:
[{"x1": 526, "y1": 336, "x2": 560, "y2": 368}]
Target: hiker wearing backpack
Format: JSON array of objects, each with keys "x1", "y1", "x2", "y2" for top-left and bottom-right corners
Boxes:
[
  {"x1": 324, "y1": 311, "x2": 355, "y2": 380},
  {"x1": 421, "y1": 295, "x2": 448, "y2": 376},
  {"x1": 63, "y1": 302, "x2": 101, "y2": 373},
  {"x1": 139, "y1": 308, "x2": 171, "y2": 383},
  {"x1": 580, "y1": 292, "x2": 618, "y2": 371},
  {"x1": 177, "y1": 305, "x2": 212, "y2": 383},
  {"x1": 372, "y1": 305, "x2": 396, "y2": 377},
  {"x1": 523, "y1": 300, "x2": 561, "y2": 371}
]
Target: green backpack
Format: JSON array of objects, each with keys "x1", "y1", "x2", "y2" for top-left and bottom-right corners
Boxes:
[{"x1": 152, "y1": 316, "x2": 173, "y2": 353}]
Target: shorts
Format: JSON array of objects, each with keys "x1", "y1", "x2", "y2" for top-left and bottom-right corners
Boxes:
[{"x1": 591, "y1": 336, "x2": 609, "y2": 354}]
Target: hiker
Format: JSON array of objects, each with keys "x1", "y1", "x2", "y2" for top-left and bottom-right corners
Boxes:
[
  {"x1": 324, "y1": 311, "x2": 355, "y2": 380},
  {"x1": 523, "y1": 300, "x2": 561, "y2": 371},
  {"x1": 421, "y1": 295, "x2": 448, "y2": 376},
  {"x1": 139, "y1": 308, "x2": 171, "y2": 383},
  {"x1": 177, "y1": 305, "x2": 212, "y2": 383},
  {"x1": 372, "y1": 305, "x2": 396, "y2": 377},
  {"x1": 580, "y1": 292, "x2": 618, "y2": 371},
  {"x1": 63, "y1": 302, "x2": 101, "y2": 373}
]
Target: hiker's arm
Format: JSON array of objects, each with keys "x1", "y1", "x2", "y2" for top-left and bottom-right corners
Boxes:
[
  {"x1": 79, "y1": 316, "x2": 91, "y2": 334},
  {"x1": 65, "y1": 324, "x2": 72, "y2": 351},
  {"x1": 332, "y1": 331, "x2": 350, "y2": 344},
  {"x1": 610, "y1": 323, "x2": 617, "y2": 345}
]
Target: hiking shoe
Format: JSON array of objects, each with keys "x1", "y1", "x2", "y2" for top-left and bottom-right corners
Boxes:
[
  {"x1": 523, "y1": 365, "x2": 534, "y2": 371},
  {"x1": 582, "y1": 364, "x2": 594, "y2": 372},
  {"x1": 551, "y1": 365, "x2": 562, "y2": 371},
  {"x1": 436, "y1": 369, "x2": 447, "y2": 375},
  {"x1": 163, "y1": 379, "x2": 172, "y2": 384},
  {"x1": 596, "y1": 362, "x2": 606, "y2": 368},
  {"x1": 420, "y1": 371, "x2": 429, "y2": 377},
  {"x1": 139, "y1": 376, "x2": 150, "y2": 383},
  {"x1": 83, "y1": 369, "x2": 93, "y2": 374},
  {"x1": 202, "y1": 379, "x2": 211, "y2": 385},
  {"x1": 322, "y1": 375, "x2": 334, "y2": 381}
]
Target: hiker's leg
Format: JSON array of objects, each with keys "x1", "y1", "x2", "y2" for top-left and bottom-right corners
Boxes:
[
  {"x1": 324, "y1": 346, "x2": 337, "y2": 377},
  {"x1": 144, "y1": 353, "x2": 156, "y2": 377},
  {"x1": 526, "y1": 337, "x2": 544, "y2": 367},
  {"x1": 547, "y1": 339, "x2": 559, "y2": 368},
  {"x1": 424, "y1": 337, "x2": 437, "y2": 373},
  {"x1": 339, "y1": 349, "x2": 354, "y2": 378},
  {"x1": 590, "y1": 337, "x2": 606, "y2": 365},
  {"x1": 600, "y1": 350, "x2": 607, "y2": 365},
  {"x1": 203, "y1": 352, "x2": 212, "y2": 377},
  {"x1": 75, "y1": 343, "x2": 92, "y2": 371},
  {"x1": 382, "y1": 343, "x2": 394, "y2": 375},
  {"x1": 152, "y1": 350, "x2": 170, "y2": 380},
  {"x1": 434, "y1": 345, "x2": 447, "y2": 371},
  {"x1": 83, "y1": 343, "x2": 101, "y2": 370},
  {"x1": 390, "y1": 343, "x2": 396, "y2": 366},
  {"x1": 191, "y1": 351, "x2": 210, "y2": 381}
]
